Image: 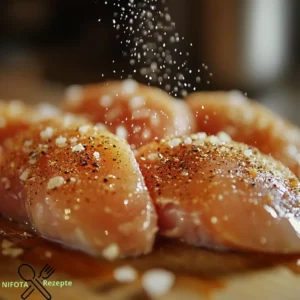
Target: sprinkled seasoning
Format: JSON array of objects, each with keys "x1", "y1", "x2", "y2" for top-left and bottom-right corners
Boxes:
[{"x1": 99, "y1": 0, "x2": 213, "y2": 97}]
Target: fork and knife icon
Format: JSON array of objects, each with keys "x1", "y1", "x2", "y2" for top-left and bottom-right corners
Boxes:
[{"x1": 18, "y1": 264, "x2": 55, "y2": 300}]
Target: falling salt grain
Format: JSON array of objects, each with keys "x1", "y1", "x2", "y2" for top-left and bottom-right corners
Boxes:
[
  {"x1": 142, "y1": 269, "x2": 175, "y2": 298},
  {"x1": 102, "y1": 244, "x2": 120, "y2": 261},
  {"x1": 47, "y1": 176, "x2": 65, "y2": 190},
  {"x1": 114, "y1": 266, "x2": 138, "y2": 283}
]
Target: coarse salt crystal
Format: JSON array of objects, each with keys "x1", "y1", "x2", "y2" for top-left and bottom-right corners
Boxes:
[
  {"x1": 47, "y1": 176, "x2": 65, "y2": 190},
  {"x1": 129, "y1": 96, "x2": 145, "y2": 109},
  {"x1": 167, "y1": 138, "x2": 181, "y2": 148},
  {"x1": 116, "y1": 126, "x2": 128, "y2": 139},
  {"x1": 211, "y1": 216, "x2": 218, "y2": 224},
  {"x1": 244, "y1": 149, "x2": 253, "y2": 157},
  {"x1": 142, "y1": 269, "x2": 175, "y2": 298},
  {"x1": 227, "y1": 90, "x2": 247, "y2": 104},
  {"x1": 217, "y1": 131, "x2": 232, "y2": 142},
  {"x1": 121, "y1": 79, "x2": 138, "y2": 94},
  {"x1": 113, "y1": 266, "x2": 138, "y2": 283},
  {"x1": 147, "y1": 153, "x2": 158, "y2": 161},
  {"x1": 99, "y1": 95, "x2": 113, "y2": 107},
  {"x1": 78, "y1": 125, "x2": 91, "y2": 135},
  {"x1": 40, "y1": 127, "x2": 54, "y2": 140},
  {"x1": 69, "y1": 137, "x2": 78, "y2": 144},
  {"x1": 72, "y1": 143, "x2": 85, "y2": 152},
  {"x1": 65, "y1": 85, "x2": 83, "y2": 103},
  {"x1": 184, "y1": 137, "x2": 192, "y2": 145},
  {"x1": 8, "y1": 100, "x2": 24, "y2": 116},
  {"x1": 191, "y1": 132, "x2": 207, "y2": 140},
  {"x1": 207, "y1": 136, "x2": 219, "y2": 144},
  {"x1": 93, "y1": 151, "x2": 100, "y2": 160},
  {"x1": 102, "y1": 244, "x2": 120, "y2": 261},
  {"x1": 20, "y1": 169, "x2": 30, "y2": 181},
  {"x1": 95, "y1": 123, "x2": 107, "y2": 130},
  {"x1": 55, "y1": 136, "x2": 67, "y2": 148},
  {"x1": 24, "y1": 140, "x2": 33, "y2": 147}
]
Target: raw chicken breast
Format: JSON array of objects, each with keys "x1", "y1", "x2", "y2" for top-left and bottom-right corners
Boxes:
[
  {"x1": 62, "y1": 80, "x2": 195, "y2": 150},
  {"x1": 136, "y1": 132, "x2": 300, "y2": 253},
  {"x1": 186, "y1": 91, "x2": 300, "y2": 178},
  {"x1": 0, "y1": 116, "x2": 157, "y2": 259}
]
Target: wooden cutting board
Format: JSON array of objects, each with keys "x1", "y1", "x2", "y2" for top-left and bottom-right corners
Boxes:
[{"x1": 0, "y1": 217, "x2": 300, "y2": 300}]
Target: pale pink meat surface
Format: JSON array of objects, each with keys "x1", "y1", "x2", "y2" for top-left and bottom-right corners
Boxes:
[
  {"x1": 62, "y1": 80, "x2": 195, "y2": 150},
  {"x1": 136, "y1": 133, "x2": 300, "y2": 253},
  {"x1": 0, "y1": 116, "x2": 157, "y2": 259}
]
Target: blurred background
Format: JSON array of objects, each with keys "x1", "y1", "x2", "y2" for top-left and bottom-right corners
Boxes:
[{"x1": 0, "y1": 0, "x2": 299, "y2": 124}]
